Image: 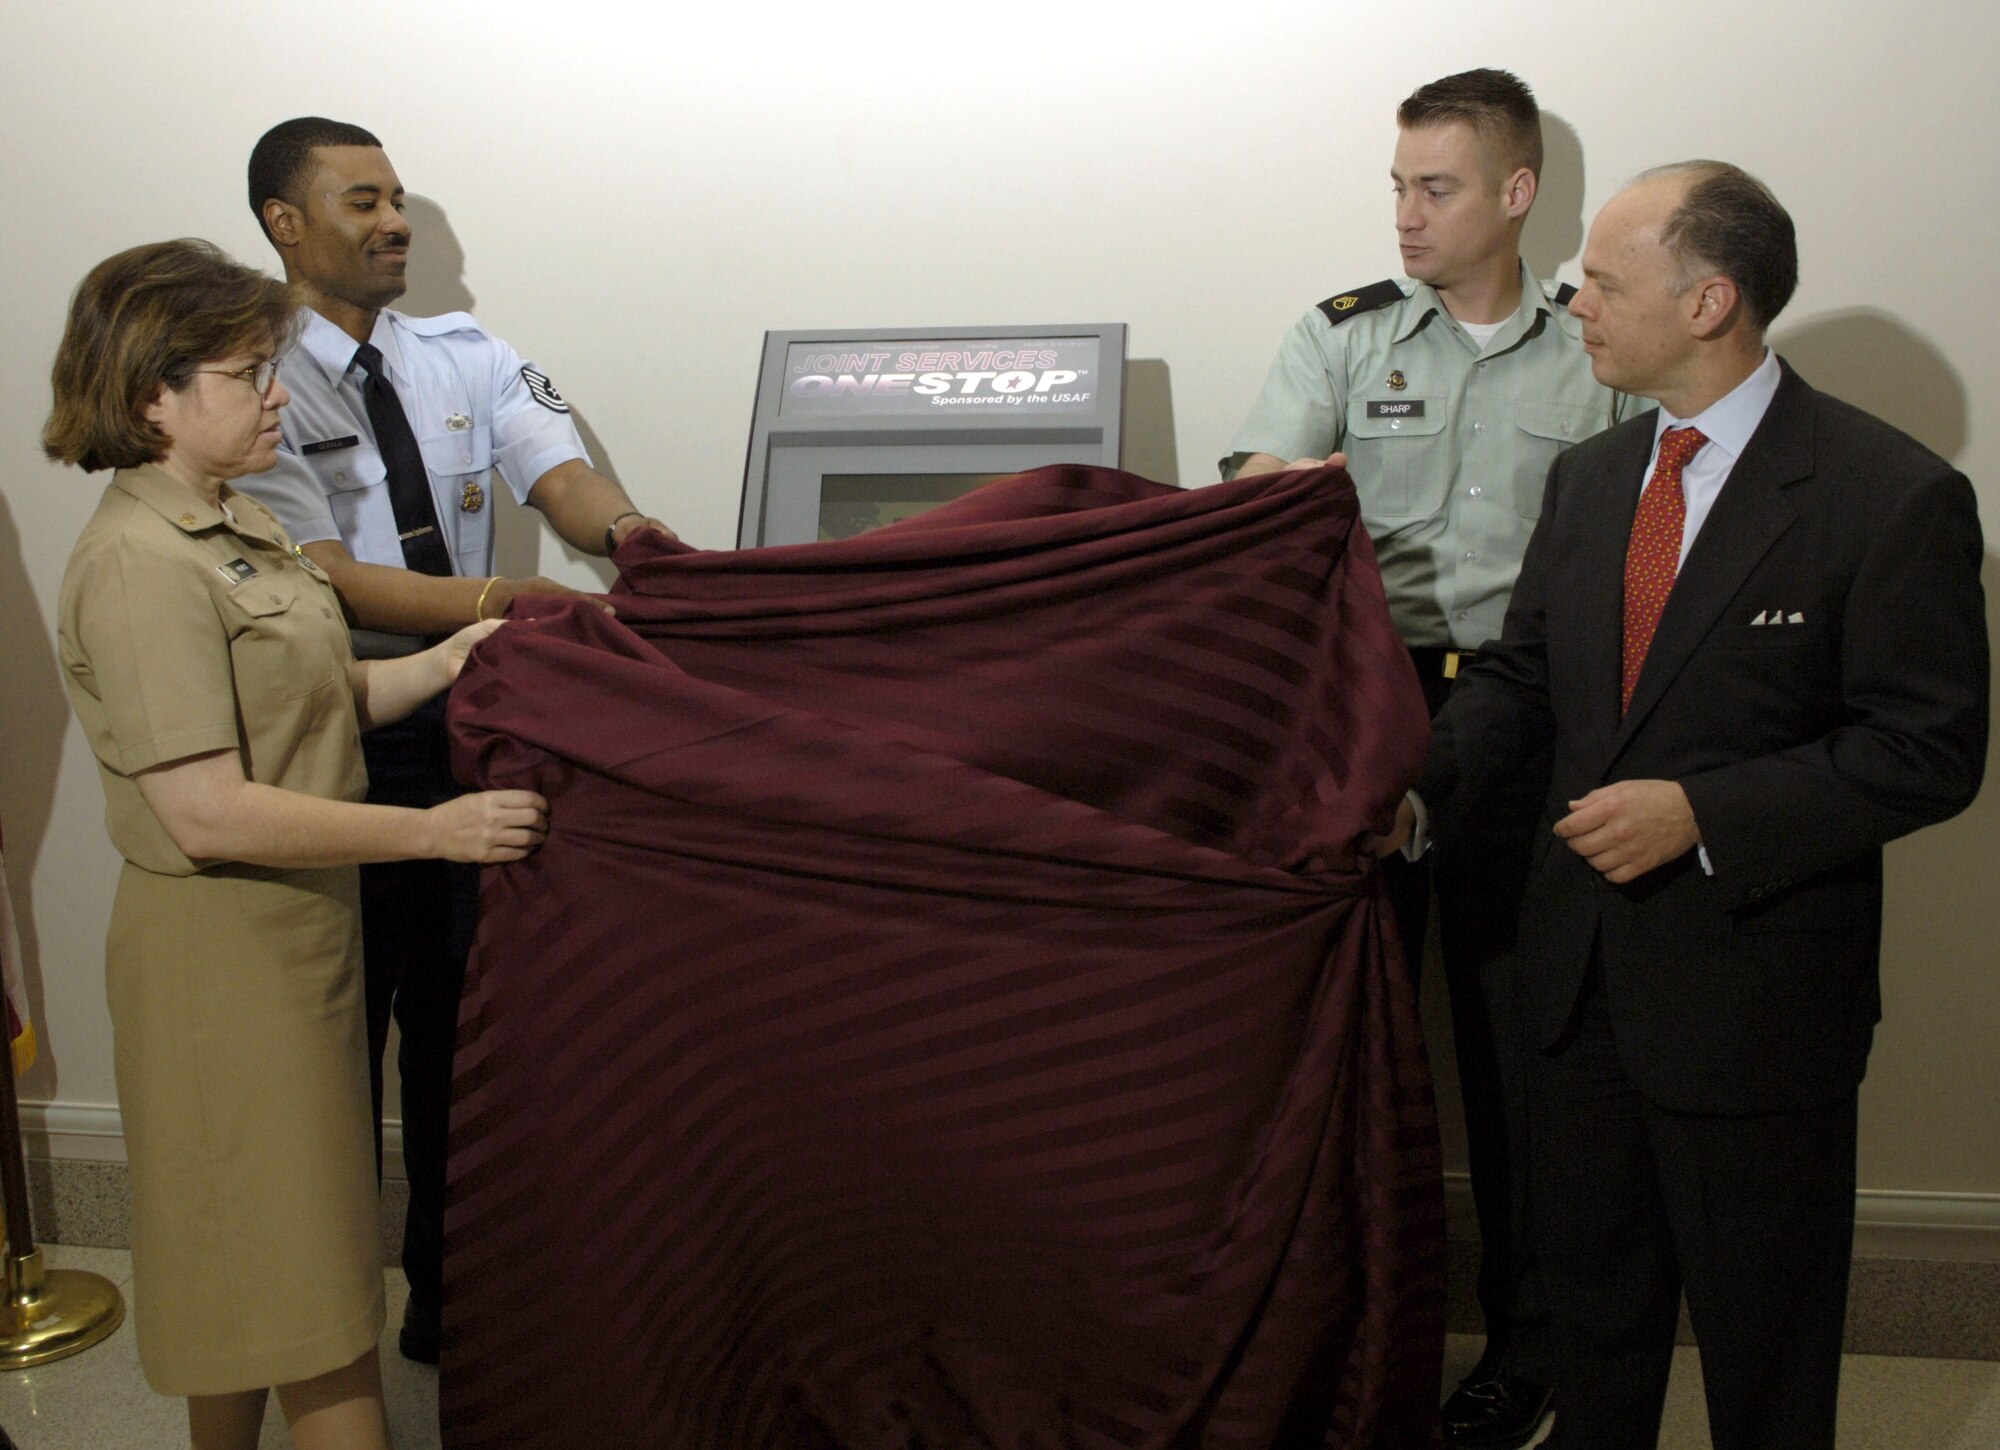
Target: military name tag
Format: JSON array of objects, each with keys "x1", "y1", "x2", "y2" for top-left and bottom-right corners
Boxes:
[
  {"x1": 1366, "y1": 400, "x2": 1425, "y2": 418},
  {"x1": 302, "y1": 435, "x2": 360, "y2": 455},
  {"x1": 216, "y1": 557, "x2": 258, "y2": 583}
]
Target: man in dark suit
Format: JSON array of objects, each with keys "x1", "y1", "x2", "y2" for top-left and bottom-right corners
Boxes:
[{"x1": 1377, "y1": 162, "x2": 1988, "y2": 1448}]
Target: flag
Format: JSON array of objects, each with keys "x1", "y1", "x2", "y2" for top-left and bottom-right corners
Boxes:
[{"x1": 0, "y1": 819, "x2": 36, "y2": 1076}]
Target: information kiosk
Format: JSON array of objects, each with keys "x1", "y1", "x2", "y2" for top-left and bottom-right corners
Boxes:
[{"x1": 737, "y1": 323, "x2": 1127, "y2": 548}]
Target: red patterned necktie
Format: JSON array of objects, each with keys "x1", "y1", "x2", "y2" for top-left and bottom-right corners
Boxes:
[{"x1": 1620, "y1": 426, "x2": 1708, "y2": 713}]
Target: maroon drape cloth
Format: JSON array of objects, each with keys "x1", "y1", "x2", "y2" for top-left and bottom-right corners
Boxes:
[{"x1": 442, "y1": 465, "x2": 1444, "y2": 1449}]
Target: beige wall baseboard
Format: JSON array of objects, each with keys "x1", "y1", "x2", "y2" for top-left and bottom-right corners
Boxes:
[
  {"x1": 1441, "y1": 1174, "x2": 2000, "y2": 1359},
  {"x1": 22, "y1": 1155, "x2": 1997, "y2": 1362},
  {"x1": 19, "y1": 1105, "x2": 2000, "y2": 1263},
  {"x1": 1444, "y1": 1172, "x2": 2000, "y2": 1265},
  {"x1": 1853, "y1": 1188, "x2": 2000, "y2": 1262},
  {"x1": 21, "y1": 1102, "x2": 407, "y2": 1181}
]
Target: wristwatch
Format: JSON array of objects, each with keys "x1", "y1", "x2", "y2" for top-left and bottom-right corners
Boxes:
[{"x1": 604, "y1": 511, "x2": 643, "y2": 556}]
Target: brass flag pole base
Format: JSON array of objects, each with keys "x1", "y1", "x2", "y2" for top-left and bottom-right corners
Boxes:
[
  {"x1": 0, "y1": 1247, "x2": 123, "y2": 1371},
  {"x1": 0, "y1": 843, "x2": 125, "y2": 1372},
  {"x1": 0, "y1": 936, "x2": 126, "y2": 1370}
]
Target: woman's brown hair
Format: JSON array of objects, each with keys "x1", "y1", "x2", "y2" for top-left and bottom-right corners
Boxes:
[{"x1": 43, "y1": 238, "x2": 300, "y2": 472}]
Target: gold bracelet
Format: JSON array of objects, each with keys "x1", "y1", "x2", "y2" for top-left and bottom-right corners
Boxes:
[{"x1": 474, "y1": 576, "x2": 501, "y2": 622}]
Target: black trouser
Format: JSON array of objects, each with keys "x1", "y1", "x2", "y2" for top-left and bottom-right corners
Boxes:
[
  {"x1": 360, "y1": 693, "x2": 481, "y2": 1313},
  {"x1": 1384, "y1": 646, "x2": 1551, "y2": 1383},
  {"x1": 1535, "y1": 969, "x2": 1856, "y2": 1450}
]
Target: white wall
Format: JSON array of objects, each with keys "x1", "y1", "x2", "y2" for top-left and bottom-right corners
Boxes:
[{"x1": 3, "y1": 0, "x2": 1996, "y2": 1212}]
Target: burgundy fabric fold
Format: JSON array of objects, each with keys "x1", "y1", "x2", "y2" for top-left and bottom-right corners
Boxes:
[{"x1": 441, "y1": 464, "x2": 1444, "y2": 1449}]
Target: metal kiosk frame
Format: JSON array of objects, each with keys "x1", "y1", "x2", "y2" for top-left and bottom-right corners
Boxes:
[{"x1": 737, "y1": 323, "x2": 1127, "y2": 549}]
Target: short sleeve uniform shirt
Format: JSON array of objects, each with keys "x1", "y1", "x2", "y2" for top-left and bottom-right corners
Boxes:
[
  {"x1": 232, "y1": 308, "x2": 590, "y2": 578},
  {"x1": 58, "y1": 464, "x2": 367, "y2": 876},
  {"x1": 1227, "y1": 269, "x2": 1622, "y2": 649}
]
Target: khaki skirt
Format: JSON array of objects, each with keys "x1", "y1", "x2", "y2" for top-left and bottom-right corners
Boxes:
[{"x1": 107, "y1": 860, "x2": 383, "y2": 1396}]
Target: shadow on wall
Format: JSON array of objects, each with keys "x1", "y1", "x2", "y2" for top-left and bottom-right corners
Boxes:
[
  {"x1": 1771, "y1": 308, "x2": 1970, "y2": 463},
  {"x1": 398, "y1": 195, "x2": 476, "y2": 318},
  {"x1": 1123, "y1": 359, "x2": 1179, "y2": 487},
  {"x1": 397, "y1": 194, "x2": 621, "y2": 585},
  {"x1": 1521, "y1": 111, "x2": 1586, "y2": 283},
  {"x1": 0, "y1": 488, "x2": 69, "y2": 1100},
  {"x1": 1784, "y1": 309, "x2": 1993, "y2": 1184},
  {"x1": 1870, "y1": 548, "x2": 2000, "y2": 1156},
  {"x1": 538, "y1": 407, "x2": 622, "y2": 589}
]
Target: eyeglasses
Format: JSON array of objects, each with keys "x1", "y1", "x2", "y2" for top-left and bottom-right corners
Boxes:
[{"x1": 195, "y1": 357, "x2": 282, "y2": 398}]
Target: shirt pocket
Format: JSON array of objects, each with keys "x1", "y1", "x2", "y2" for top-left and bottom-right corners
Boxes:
[
  {"x1": 1345, "y1": 399, "x2": 1449, "y2": 518},
  {"x1": 317, "y1": 447, "x2": 385, "y2": 497},
  {"x1": 419, "y1": 424, "x2": 495, "y2": 570},
  {"x1": 223, "y1": 576, "x2": 338, "y2": 703},
  {"x1": 1511, "y1": 400, "x2": 1600, "y2": 519},
  {"x1": 418, "y1": 423, "x2": 493, "y2": 480},
  {"x1": 312, "y1": 447, "x2": 391, "y2": 563}
]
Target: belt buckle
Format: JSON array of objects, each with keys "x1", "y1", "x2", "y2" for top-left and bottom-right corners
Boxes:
[{"x1": 1443, "y1": 650, "x2": 1462, "y2": 680}]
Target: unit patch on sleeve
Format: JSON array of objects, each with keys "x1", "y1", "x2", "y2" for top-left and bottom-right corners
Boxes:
[{"x1": 521, "y1": 366, "x2": 571, "y2": 414}]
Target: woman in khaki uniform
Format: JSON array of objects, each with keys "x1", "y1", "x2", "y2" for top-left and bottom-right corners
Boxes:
[{"x1": 45, "y1": 240, "x2": 549, "y2": 1450}]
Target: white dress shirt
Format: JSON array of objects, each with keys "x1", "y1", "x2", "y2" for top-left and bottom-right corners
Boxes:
[{"x1": 1647, "y1": 347, "x2": 1782, "y2": 566}]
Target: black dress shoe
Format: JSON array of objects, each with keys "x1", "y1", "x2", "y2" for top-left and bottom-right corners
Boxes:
[
  {"x1": 1441, "y1": 1368, "x2": 1554, "y2": 1449},
  {"x1": 398, "y1": 1294, "x2": 441, "y2": 1365}
]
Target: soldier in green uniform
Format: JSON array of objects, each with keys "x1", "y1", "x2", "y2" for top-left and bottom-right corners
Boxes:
[{"x1": 1225, "y1": 69, "x2": 1622, "y2": 1450}]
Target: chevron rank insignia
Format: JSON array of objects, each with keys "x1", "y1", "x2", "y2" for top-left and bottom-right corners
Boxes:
[{"x1": 521, "y1": 365, "x2": 570, "y2": 413}]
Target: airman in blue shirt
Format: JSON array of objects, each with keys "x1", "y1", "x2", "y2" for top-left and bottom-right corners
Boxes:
[{"x1": 235, "y1": 116, "x2": 676, "y2": 1375}]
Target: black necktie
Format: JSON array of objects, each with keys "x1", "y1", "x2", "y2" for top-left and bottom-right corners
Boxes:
[{"x1": 353, "y1": 342, "x2": 453, "y2": 577}]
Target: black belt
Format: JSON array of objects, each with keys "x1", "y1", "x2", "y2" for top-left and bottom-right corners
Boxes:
[{"x1": 1407, "y1": 645, "x2": 1480, "y2": 680}]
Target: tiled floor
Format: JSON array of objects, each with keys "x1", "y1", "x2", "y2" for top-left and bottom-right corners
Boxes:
[
  {"x1": 0, "y1": 1245, "x2": 432, "y2": 1449},
  {"x1": 1, "y1": 1243, "x2": 1994, "y2": 1447}
]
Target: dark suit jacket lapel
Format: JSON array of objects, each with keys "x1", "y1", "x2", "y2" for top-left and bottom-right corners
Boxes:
[{"x1": 1611, "y1": 365, "x2": 1816, "y2": 760}]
